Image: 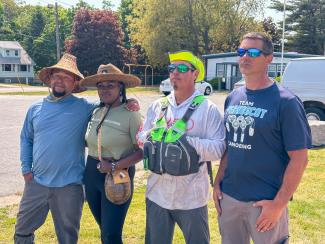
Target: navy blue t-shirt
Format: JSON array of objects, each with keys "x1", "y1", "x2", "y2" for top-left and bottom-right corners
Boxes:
[{"x1": 221, "y1": 82, "x2": 312, "y2": 202}]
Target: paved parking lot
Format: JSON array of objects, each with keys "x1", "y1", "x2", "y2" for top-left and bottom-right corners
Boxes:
[{"x1": 0, "y1": 91, "x2": 226, "y2": 198}]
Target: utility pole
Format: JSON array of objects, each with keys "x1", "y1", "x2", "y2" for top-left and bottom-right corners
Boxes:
[
  {"x1": 280, "y1": 0, "x2": 286, "y2": 81},
  {"x1": 55, "y1": 2, "x2": 60, "y2": 61}
]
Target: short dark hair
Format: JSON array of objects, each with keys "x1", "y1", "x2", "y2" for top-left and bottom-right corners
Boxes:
[{"x1": 242, "y1": 32, "x2": 273, "y2": 55}]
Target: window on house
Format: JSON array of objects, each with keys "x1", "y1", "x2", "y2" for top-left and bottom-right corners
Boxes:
[
  {"x1": 15, "y1": 50, "x2": 19, "y2": 56},
  {"x1": 268, "y1": 64, "x2": 277, "y2": 77},
  {"x1": 6, "y1": 50, "x2": 10, "y2": 56},
  {"x1": 28, "y1": 65, "x2": 30, "y2": 72},
  {"x1": 3, "y1": 64, "x2": 12, "y2": 71},
  {"x1": 216, "y1": 64, "x2": 226, "y2": 77},
  {"x1": 277, "y1": 64, "x2": 286, "y2": 73},
  {"x1": 20, "y1": 65, "x2": 27, "y2": 72}
]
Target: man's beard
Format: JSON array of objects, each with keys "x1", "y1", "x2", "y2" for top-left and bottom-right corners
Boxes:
[{"x1": 52, "y1": 89, "x2": 66, "y2": 97}]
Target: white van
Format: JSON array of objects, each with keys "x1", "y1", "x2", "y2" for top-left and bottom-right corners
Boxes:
[{"x1": 282, "y1": 57, "x2": 325, "y2": 121}]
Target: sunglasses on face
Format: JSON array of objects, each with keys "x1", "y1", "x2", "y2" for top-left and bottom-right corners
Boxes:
[
  {"x1": 237, "y1": 48, "x2": 265, "y2": 58},
  {"x1": 96, "y1": 82, "x2": 120, "y2": 90},
  {"x1": 167, "y1": 64, "x2": 195, "y2": 73}
]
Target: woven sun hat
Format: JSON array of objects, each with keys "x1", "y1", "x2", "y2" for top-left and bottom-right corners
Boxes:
[
  {"x1": 169, "y1": 50, "x2": 205, "y2": 82},
  {"x1": 79, "y1": 63, "x2": 141, "y2": 89},
  {"x1": 38, "y1": 53, "x2": 86, "y2": 93}
]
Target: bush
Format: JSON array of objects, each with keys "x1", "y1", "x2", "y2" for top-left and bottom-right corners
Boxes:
[{"x1": 208, "y1": 77, "x2": 222, "y2": 90}]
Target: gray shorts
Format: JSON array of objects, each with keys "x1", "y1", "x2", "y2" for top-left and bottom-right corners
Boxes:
[{"x1": 218, "y1": 193, "x2": 289, "y2": 244}]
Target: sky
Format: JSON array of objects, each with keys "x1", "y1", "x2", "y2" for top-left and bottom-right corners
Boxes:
[
  {"x1": 22, "y1": 0, "x2": 283, "y2": 22},
  {"x1": 23, "y1": 0, "x2": 122, "y2": 10}
]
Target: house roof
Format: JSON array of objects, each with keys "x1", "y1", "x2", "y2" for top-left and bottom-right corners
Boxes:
[
  {"x1": 0, "y1": 41, "x2": 35, "y2": 65},
  {"x1": 202, "y1": 52, "x2": 319, "y2": 60}
]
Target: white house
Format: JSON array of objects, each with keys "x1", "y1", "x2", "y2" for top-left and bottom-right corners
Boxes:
[
  {"x1": 0, "y1": 41, "x2": 35, "y2": 84},
  {"x1": 202, "y1": 52, "x2": 317, "y2": 90}
]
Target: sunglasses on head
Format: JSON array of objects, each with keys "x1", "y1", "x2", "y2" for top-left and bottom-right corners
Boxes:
[
  {"x1": 237, "y1": 48, "x2": 265, "y2": 58},
  {"x1": 168, "y1": 64, "x2": 195, "y2": 73}
]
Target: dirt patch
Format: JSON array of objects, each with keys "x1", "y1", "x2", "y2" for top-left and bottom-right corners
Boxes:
[{"x1": 0, "y1": 194, "x2": 21, "y2": 208}]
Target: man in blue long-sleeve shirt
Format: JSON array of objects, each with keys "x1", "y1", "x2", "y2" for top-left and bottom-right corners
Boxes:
[{"x1": 14, "y1": 54, "x2": 95, "y2": 244}]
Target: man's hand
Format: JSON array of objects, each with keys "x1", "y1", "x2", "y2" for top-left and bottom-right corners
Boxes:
[
  {"x1": 23, "y1": 172, "x2": 33, "y2": 182},
  {"x1": 126, "y1": 98, "x2": 140, "y2": 111},
  {"x1": 97, "y1": 160, "x2": 112, "y2": 174},
  {"x1": 213, "y1": 182, "x2": 223, "y2": 216},
  {"x1": 253, "y1": 200, "x2": 286, "y2": 232}
]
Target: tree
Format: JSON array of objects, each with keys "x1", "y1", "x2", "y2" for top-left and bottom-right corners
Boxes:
[
  {"x1": 129, "y1": 0, "x2": 264, "y2": 66},
  {"x1": 262, "y1": 17, "x2": 281, "y2": 51},
  {"x1": 118, "y1": 0, "x2": 133, "y2": 48},
  {"x1": 75, "y1": 0, "x2": 94, "y2": 10},
  {"x1": 270, "y1": 0, "x2": 325, "y2": 55},
  {"x1": 0, "y1": 0, "x2": 20, "y2": 40},
  {"x1": 21, "y1": 6, "x2": 46, "y2": 70},
  {"x1": 65, "y1": 8, "x2": 130, "y2": 75},
  {"x1": 102, "y1": 0, "x2": 114, "y2": 10}
]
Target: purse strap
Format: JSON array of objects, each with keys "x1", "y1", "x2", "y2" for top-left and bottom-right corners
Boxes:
[{"x1": 97, "y1": 106, "x2": 109, "y2": 161}]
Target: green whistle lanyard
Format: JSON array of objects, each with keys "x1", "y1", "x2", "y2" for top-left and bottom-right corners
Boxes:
[{"x1": 151, "y1": 95, "x2": 205, "y2": 143}]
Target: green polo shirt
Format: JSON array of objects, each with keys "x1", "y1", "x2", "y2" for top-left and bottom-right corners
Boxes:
[{"x1": 86, "y1": 105, "x2": 142, "y2": 160}]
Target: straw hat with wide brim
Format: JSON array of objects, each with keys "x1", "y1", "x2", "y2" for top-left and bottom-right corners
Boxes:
[
  {"x1": 38, "y1": 53, "x2": 86, "y2": 93},
  {"x1": 80, "y1": 64, "x2": 141, "y2": 89}
]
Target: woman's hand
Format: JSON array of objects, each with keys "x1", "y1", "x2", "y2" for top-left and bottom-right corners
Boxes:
[{"x1": 97, "y1": 160, "x2": 112, "y2": 173}]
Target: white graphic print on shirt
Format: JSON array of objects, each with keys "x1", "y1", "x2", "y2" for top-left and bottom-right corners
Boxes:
[{"x1": 226, "y1": 100, "x2": 268, "y2": 150}]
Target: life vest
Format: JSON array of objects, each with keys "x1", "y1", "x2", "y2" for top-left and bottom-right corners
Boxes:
[{"x1": 143, "y1": 95, "x2": 206, "y2": 176}]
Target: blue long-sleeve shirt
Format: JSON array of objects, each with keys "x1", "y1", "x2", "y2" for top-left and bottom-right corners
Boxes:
[{"x1": 20, "y1": 95, "x2": 96, "y2": 187}]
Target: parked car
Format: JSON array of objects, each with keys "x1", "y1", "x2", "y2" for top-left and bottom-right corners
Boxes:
[
  {"x1": 282, "y1": 57, "x2": 325, "y2": 121},
  {"x1": 159, "y1": 78, "x2": 213, "y2": 96},
  {"x1": 233, "y1": 79, "x2": 245, "y2": 89},
  {"x1": 233, "y1": 78, "x2": 279, "y2": 90}
]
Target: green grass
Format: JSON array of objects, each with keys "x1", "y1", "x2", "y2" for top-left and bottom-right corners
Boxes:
[
  {"x1": 0, "y1": 87, "x2": 159, "y2": 96},
  {"x1": 1, "y1": 149, "x2": 324, "y2": 243}
]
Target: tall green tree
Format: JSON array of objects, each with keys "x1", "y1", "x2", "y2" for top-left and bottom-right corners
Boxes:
[
  {"x1": 271, "y1": 0, "x2": 325, "y2": 55},
  {"x1": 21, "y1": 6, "x2": 46, "y2": 70},
  {"x1": 118, "y1": 0, "x2": 133, "y2": 48},
  {"x1": 102, "y1": 0, "x2": 114, "y2": 9},
  {"x1": 75, "y1": 0, "x2": 94, "y2": 10},
  {"x1": 129, "y1": 0, "x2": 264, "y2": 66},
  {"x1": 65, "y1": 8, "x2": 131, "y2": 75},
  {"x1": 262, "y1": 17, "x2": 281, "y2": 51},
  {"x1": 0, "y1": 0, "x2": 19, "y2": 40}
]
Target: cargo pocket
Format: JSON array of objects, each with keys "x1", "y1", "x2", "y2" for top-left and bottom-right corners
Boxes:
[
  {"x1": 164, "y1": 143, "x2": 182, "y2": 175},
  {"x1": 178, "y1": 136, "x2": 200, "y2": 174},
  {"x1": 143, "y1": 141, "x2": 160, "y2": 173}
]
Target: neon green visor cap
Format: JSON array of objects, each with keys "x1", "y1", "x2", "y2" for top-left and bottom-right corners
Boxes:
[{"x1": 169, "y1": 51, "x2": 205, "y2": 82}]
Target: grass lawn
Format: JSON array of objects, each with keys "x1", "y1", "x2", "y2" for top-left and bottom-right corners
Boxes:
[{"x1": 1, "y1": 149, "x2": 324, "y2": 243}]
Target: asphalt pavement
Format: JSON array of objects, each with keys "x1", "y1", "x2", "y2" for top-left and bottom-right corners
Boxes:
[{"x1": 0, "y1": 88, "x2": 226, "y2": 199}]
